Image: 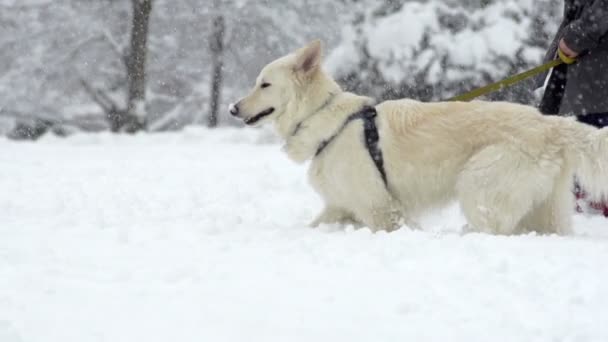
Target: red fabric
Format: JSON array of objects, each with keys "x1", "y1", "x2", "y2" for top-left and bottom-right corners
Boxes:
[{"x1": 574, "y1": 183, "x2": 608, "y2": 217}]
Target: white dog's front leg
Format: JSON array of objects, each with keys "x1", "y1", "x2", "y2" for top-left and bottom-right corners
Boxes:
[
  {"x1": 310, "y1": 206, "x2": 359, "y2": 228},
  {"x1": 357, "y1": 206, "x2": 404, "y2": 232},
  {"x1": 283, "y1": 139, "x2": 318, "y2": 164}
]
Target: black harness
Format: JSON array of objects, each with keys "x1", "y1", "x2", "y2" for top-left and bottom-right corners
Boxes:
[{"x1": 314, "y1": 106, "x2": 388, "y2": 187}]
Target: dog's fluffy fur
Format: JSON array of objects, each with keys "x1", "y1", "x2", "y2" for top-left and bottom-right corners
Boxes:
[{"x1": 231, "y1": 40, "x2": 608, "y2": 234}]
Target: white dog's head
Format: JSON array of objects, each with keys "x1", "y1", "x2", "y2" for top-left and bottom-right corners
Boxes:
[{"x1": 229, "y1": 40, "x2": 326, "y2": 126}]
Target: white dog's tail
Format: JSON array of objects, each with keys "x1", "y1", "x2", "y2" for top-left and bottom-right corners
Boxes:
[{"x1": 566, "y1": 122, "x2": 608, "y2": 201}]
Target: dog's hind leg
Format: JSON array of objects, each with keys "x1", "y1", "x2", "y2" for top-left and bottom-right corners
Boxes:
[
  {"x1": 456, "y1": 145, "x2": 556, "y2": 235},
  {"x1": 519, "y1": 168, "x2": 573, "y2": 235}
]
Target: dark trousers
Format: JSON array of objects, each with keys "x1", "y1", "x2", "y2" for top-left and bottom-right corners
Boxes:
[{"x1": 539, "y1": 64, "x2": 568, "y2": 116}]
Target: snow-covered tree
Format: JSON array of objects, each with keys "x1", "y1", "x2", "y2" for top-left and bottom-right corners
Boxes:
[
  {"x1": 327, "y1": 0, "x2": 562, "y2": 104},
  {"x1": 1, "y1": 0, "x2": 564, "y2": 138}
]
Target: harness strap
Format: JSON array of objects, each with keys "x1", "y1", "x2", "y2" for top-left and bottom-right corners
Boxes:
[{"x1": 315, "y1": 106, "x2": 388, "y2": 187}]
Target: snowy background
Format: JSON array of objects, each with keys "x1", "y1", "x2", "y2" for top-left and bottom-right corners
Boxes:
[
  {"x1": 3, "y1": 0, "x2": 608, "y2": 341},
  {"x1": 1, "y1": 0, "x2": 562, "y2": 137}
]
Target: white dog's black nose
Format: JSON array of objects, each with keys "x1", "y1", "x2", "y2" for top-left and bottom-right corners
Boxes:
[{"x1": 229, "y1": 103, "x2": 239, "y2": 116}]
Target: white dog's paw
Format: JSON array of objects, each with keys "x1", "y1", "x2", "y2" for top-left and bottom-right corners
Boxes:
[
  {"x1": 309, "y1": 217, "x2": 323, "y2": 228},
  {"x1": 460, "y1": 224, "x2": 473, "y2": 235},
  {"x1": 309, "y1": 209, "x2": 332, "y2": 228},
  {"x1": 310, "y1": 207, "x2": 361, "y2": 229},
  {"x1": 460, "y1": 223, "x2": 493, "y2": 235},
  {"x1": 399, "y1": 217, "x2": 421, "y2": 231}
]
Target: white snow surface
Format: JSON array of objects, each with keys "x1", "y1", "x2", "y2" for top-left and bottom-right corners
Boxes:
[{"x1": 1, "y1": 128, "x2": 608, "y2": 342}]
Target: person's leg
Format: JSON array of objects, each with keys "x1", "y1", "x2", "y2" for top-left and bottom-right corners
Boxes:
[{"x1": 539, "y1": 63, "x2": 569, "y2": 115}]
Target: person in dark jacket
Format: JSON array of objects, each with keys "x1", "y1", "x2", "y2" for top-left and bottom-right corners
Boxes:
[
  {"x1": 539, "y1": 0, "x2": 608, "y2": 128},
  {"x1": 539, "y1": 0, "x2": 608, "y2": 216}
]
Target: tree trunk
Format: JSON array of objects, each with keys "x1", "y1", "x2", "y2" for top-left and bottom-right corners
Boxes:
[
  {"x1": 208, "y1": 15, "x2": 225, "y2": 128},
  {"x1": 125, "y1": 0, "x2": 153, "y2": 132}
]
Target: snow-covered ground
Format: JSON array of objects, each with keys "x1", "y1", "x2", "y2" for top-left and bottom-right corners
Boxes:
[{"x1": 1, "y1": 128, "x2": 608, "y2": 342}]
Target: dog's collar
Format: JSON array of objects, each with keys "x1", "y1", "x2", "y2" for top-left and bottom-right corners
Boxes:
[
  {"x1": 315, "y1": 106, "x2": 388, "y2": 187},
  {"x1": 291, "y1": 92, "x2": 338, "y2": 137}
]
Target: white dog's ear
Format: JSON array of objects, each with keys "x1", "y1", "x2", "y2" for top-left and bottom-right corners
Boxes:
[{"x1": 294, "y1": 40, "x2": 322, "y2": 75}]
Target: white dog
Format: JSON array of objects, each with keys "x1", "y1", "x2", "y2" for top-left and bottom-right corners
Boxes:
[{"x1": 230, "y1": 40, "x2": 608, "y2": 235}]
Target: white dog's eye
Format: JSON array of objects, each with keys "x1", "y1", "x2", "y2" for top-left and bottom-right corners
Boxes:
[{"x1": 261, "y1": 82, "x2": 271, "y2": 89}]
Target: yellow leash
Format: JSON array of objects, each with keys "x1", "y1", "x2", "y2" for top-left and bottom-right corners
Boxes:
[{"x1": 448, "y1": 50, "x2": 577, "y2": 102}]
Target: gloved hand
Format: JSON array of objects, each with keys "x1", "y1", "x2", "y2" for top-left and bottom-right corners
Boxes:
[{"x1": 558, "y1": 38, "x2": 578, "y2": 64}]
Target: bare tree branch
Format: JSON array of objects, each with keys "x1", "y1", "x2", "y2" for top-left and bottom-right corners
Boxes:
[
  {"x1": 79, "y1": 78, "x2": 119, "y2": 114},
  {"x1": 101, "y1": 29, "x2": 129, "y2": 68},
  {"x1": 54, "y1": 34, "x2": 107, "y2": 68},
  {"x1": 0, "y1": 0, "x2": 53, "y2": 9}
]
